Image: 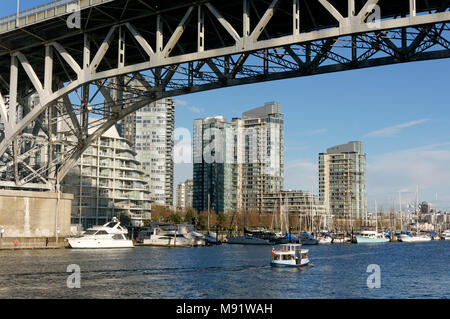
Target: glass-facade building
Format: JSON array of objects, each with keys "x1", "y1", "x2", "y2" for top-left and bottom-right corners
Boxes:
[
  {"x1": 242, "y1": 102, "x2": 284, "y2": 212},
  {"x1": 193, "y1": 116, "x2": 238, "y2": 213},
  {"x1": 193, "y1": 102, "x2": 284, "y2": 214},
  {"x1": 117, "y1": 97, "x2": 175, "y2": 207},
  {"x1": 319, "y1": 141, "x2": 367, "y2": 219}
]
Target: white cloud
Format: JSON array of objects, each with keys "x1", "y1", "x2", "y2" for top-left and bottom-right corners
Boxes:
[
  {"x1": 365, "y1": 119, "x2": 430, "y2": 138},
  {"x1": 187, "y1": 106, "x2": 204, "y2": 114},
  {"x1": 173, "y1": 99, "x2": 204, "y2": 114},
  {"x1": 174, "y1": 99, "x2": 187, "y2": 106},
  {"x1": 367, "y1": 142, "x2": 450, "y2": 210},
  {"x1": 284, "y1": 159, "x2": 318, "y2": 192},
  {"x1": 301, "y1": 128, "x2": 328, "y2": 135},
  {"x1": 284, "y1": 143, "x2": 450, "y2": 210}
]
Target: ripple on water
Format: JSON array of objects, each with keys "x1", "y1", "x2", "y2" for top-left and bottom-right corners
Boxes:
[{"x1": 0, "y1": 241, "x2": 449, "y2": 298}]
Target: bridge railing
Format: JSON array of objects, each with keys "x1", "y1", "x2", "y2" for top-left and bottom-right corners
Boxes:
[{"x1": 0, "y1": 0, "x2": 114, "y2": 34}]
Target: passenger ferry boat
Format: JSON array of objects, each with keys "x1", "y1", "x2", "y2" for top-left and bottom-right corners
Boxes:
[
  {"x1": 66, "y1": 217, "x2": 134, "y2": 249},
  {"x1": 270, "y1": 244, "x2": 310, "y2": 268}
]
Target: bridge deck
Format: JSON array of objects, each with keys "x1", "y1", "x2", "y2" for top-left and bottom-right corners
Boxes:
[
  {"x1": 0, "y1": 0, "x2": 448, "y2": 91},
  {"x1": 0, "y1": 0, "x2": 448, "y2": 189},
  {"x1": 0, "y1": 0, "x2": 114, "y2": 34}
]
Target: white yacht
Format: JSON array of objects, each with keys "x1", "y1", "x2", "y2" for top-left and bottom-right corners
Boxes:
[
  {"x1": 398, "y1": 232, "x2": 432, "y2": 242},
  {"x1": 298, "y1": 232, "x2": 319, "y2": 245},
  {"x1": 411, "y1": 234, "x2": 432, "y2": 242},
  {"x1": 441, "y1": 230, "x2": 450, "y2": 240},
  {"x1": 398, "y1": 187, "x2": 432, "y2": 243},
  {"x1": 317, "y1": 231, "x2": 333, "y2": 244},
  {"x1": 331, "y1": 232, "x2": 351, "y2": 244},
  {"x1": 67, "y1": 217, "x2": 134, "y2": 249},
  {"x1": 205, "y1": 231, "x2": 221, "y2": 245},
  {"x1": 397, "y1": 232, "x2": 413, "y2": 242},
  {"x1": 318, "y1": 235, "x2": 333, "y2": 244},
  {"x1": 139, "y1": 224, "x2": 195, "y2": 247},
  {"x1": 355, "y1": 230, "x2": 388, "y2": 244},
  {"x1": 178, "y1": 224, "x2": 206, "y2": 246},
  {"x1": 226, "y1": 234, "x2": 271, "y2": 245}
]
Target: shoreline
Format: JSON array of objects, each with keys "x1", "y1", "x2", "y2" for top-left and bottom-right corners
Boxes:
[{"x1": 0, "y1": 246, "x2": 66, "y2": 251}]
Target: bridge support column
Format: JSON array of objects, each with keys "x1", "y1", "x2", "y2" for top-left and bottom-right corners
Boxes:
[
  {"x1": 0, "y1": 189, "x2": 73, "y2": 249},
  {"x1": 293, "y1": 0, "x2": 300, "y2": 35},
  {"x1": 410, "y1": 0, "x2": 416, "y2": 17}
]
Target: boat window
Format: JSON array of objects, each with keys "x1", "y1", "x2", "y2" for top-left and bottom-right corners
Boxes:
[
  {"x1": 112, "y1": 234, "x2": 124, "y2": 240},
  {"x1": 273, "y1": 254, "x2": 280, "y2": 260},
  {"x1": 96, "y1": 230, "x2": 108, "y2": 235},
  {"x1": 83, "y1": 230, "x2": 97, "y2": 235},
  {"x1": 106, "y1": 222, "x2": 118, "y2": 228}
]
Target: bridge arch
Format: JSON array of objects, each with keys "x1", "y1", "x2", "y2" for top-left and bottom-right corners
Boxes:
[{"x1": 0, "y1": 0, "x2": 448, "y2": 189}]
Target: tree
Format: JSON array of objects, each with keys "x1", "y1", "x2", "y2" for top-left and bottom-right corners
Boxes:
[
  {"x1": 184, "y1": 209, "x2": 196, "y2": 224},
  {"x1": 119, "y1": 213, "x2": 131, "y2": 227},
  {"x1": 151, "y1": 205, "x2": 173, "y2": 222},
  {"x1": 217, "y1": 212, "x2": 227, "y2": 229},
  {"x1": 168, "y1": 213, "x2": 182, "y2": 225},
  {"x1": 196, "y1": 213, "x2": 207, "y2": 230},
  {"x1": 143, "y1": 219, "x2": 152, "y2": 227}
]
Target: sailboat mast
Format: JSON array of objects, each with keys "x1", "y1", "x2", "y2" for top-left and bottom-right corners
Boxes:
[
  {"x1": 285, "y1": 194, "x2": 289, "y2": 235},
  {"x1": 416, "y1": 185, "x2": 419, "y2": 236},
  {"x1": 208, "y1": 193, "x2": 210, "y2": 232},
  {"x1": 270, "y1": 198, "x2": 275, "y2": 232},
  {"x1": 399, "y1": 191, "x2": 403, "y2": 230},
  {"x1": 375, "y1": 200, "x2": 378, "y2": 233},
  {"x1": 310, "y1": 187, "x2": 313, "y2": 233},
  {"x1": 279, "y1": 193, "x2": 283, "y2": 234}
]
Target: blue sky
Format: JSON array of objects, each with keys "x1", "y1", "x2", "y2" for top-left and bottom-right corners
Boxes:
[
  {"x1": 5, "y1": 1, "x2": 450, "y2": 211},
  {"x1": 173, "y1": 60, "x2": 450, "y2": 212}
]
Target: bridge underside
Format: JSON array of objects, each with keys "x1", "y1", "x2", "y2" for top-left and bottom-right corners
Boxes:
[{"x1": 0, "y1": 0, "x2": 449, "y2": 190}]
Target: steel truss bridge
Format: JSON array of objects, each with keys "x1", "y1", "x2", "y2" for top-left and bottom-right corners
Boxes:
[{"x1": 0, "y1": 0, "x2": 449, "y2": 191}]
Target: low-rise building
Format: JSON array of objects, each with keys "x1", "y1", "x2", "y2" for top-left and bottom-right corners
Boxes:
[
  {"x1": 261, "y1": 190, "x2": 326, "y2": 215},
  {"x1": 61, "y1": 124, "x2": 151, "y2": 229}
]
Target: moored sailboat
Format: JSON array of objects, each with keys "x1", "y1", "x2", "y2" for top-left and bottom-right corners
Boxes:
[{"x1": 356, "y1": 201, "x2": 388, "y2": 244}]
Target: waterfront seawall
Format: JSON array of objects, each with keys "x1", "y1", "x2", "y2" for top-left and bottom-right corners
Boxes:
[{"x1": 0, "y1": 190, "x2": 73, "y2": 249}]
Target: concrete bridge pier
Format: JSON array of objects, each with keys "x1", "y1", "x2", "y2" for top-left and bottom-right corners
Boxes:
[{"x1": 0, "y1": 190, "x2": 73, "y2": 249}]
